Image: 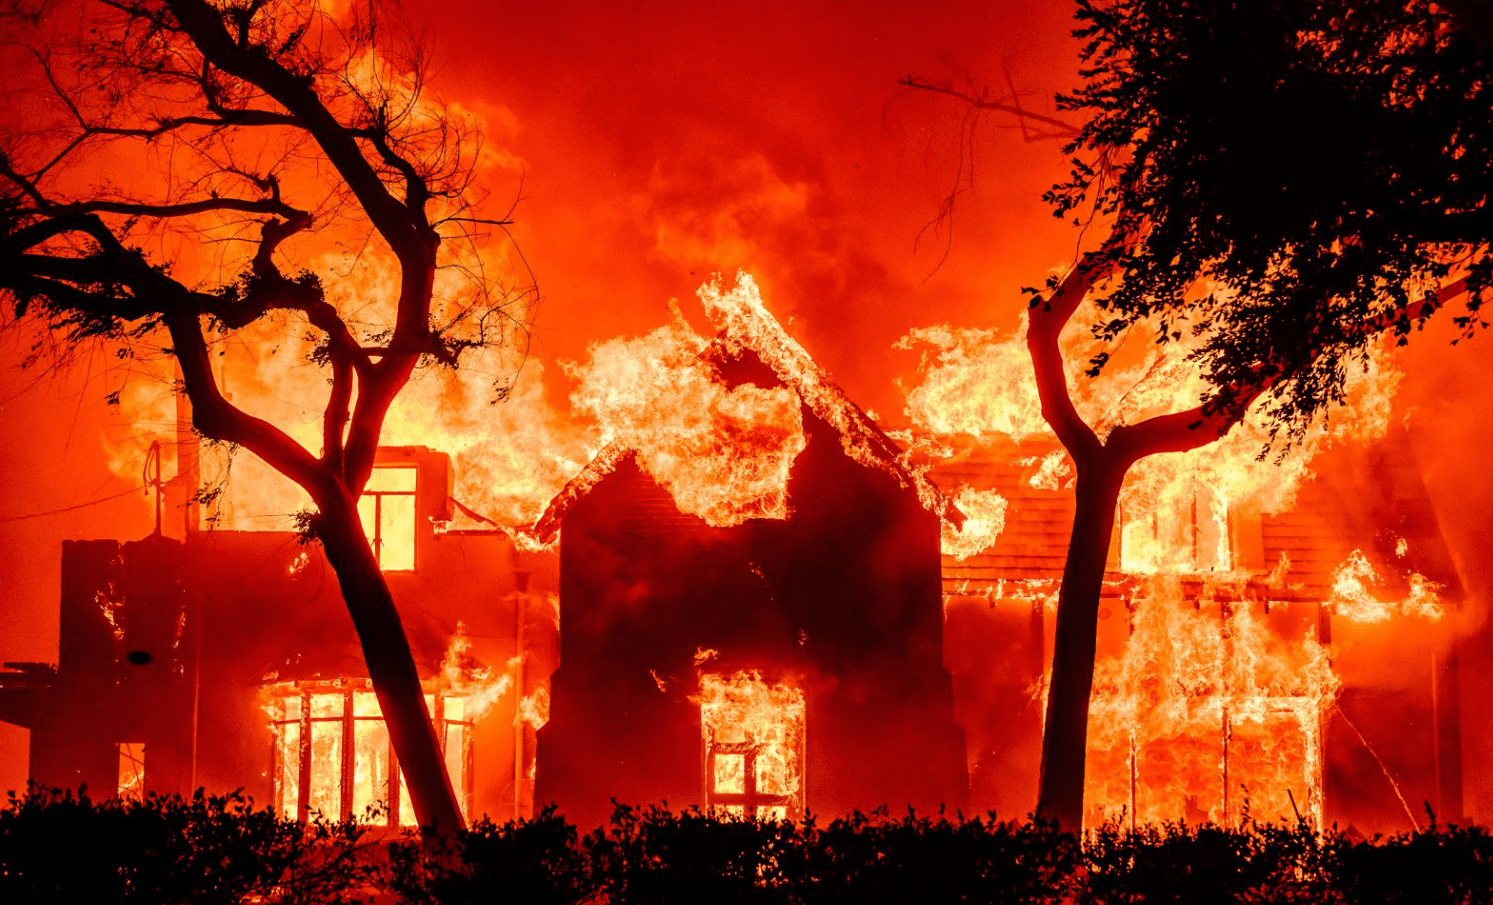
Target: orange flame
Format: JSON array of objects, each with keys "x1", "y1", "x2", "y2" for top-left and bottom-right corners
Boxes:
[
  {"x1": 567, "y1": 316, "x2": 806, "y2": 526},
  {"x1": 905, "y1": 300, "x2": 1411, "y2": 827},
  {"x1": 518, "y1": 687, "x2": 550, "y2": 731},
  {"x1": 694, "y1": 670, "x2": 806, "y2": 821},
  {"x1": 1082, "y1": 577, "x2": 1335, "y2": 827},
  {"x1": 1326, "y1": 550, "x2": 1445, "y2": 624},
  {"x1": 439, "y1": 623, "x2": 513, "y2": 721}
]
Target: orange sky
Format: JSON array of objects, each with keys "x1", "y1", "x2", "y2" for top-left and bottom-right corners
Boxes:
[
  {"x1": 4, "y1": 0, "x2": 1493, "y2": 814},
  {"x1": 401, "y1": 0, "x2": 1085, "y2": 413}
]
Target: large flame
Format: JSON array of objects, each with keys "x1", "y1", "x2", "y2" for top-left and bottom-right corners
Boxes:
[
  {"x1": 701, "y1": 273, "x2": 960, "y2": 527},
  {"x1": 905, "y1": 300, "x2": 1421, "y2": 827},
  {"x1": 567, "y1": 316, "x2": 806, "y2": 526},
  {"x1": 1083, "y1": 578, "x2": 1336, "y2": 828},
  {"x1": 694, "y1": 670, "x2": 806, "y2": 821}
]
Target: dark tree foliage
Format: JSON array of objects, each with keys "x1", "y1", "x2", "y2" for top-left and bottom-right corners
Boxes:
[{"x1": 1051, "y1": 0, "x2": 1493, "y2": 436}]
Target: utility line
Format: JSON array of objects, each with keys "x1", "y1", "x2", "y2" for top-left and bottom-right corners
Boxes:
[{"x1": 0, "y1": 486, "x2": 142, "y2": 523}]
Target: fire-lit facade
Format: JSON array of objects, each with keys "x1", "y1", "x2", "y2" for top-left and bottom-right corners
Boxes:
[
  {"x1": 0, "y1": 446, "x2": 556, "y2": 826},
  {"x1": 532, "y1": 347, "x2": 970, "y2": 827},
  {"x1": 0, "y1": 301, "x2": 1470, "y2": 836},
  {"x1": 941, "y1": 431, "x2": 1464, "y2": 835}
]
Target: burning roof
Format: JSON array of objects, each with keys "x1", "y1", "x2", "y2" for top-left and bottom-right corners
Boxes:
[{"x1": 527, "y1": 273, "x2": 962, "y2": 547}]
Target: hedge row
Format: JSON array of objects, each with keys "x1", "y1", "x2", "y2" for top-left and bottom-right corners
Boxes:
[{"x1": 3, "y1": 786, "x2": 1490, "y2": 903}]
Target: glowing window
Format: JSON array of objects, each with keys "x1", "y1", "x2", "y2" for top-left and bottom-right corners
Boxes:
[
  {"x1": 1120, "y1": 484, "x2": 1232, "y2": 573},
  {"x1": 1082, "y1": 593, "x2": 1328, "y2": 830},
  {"x1": 117, "y1": 742, "x2": 145, "y2": 802},
  {"x1": 698, "y1": 671, "x2": 805, "y2": 821},
  {"x1": 265, "y1": 681, "x2": 473, "y2": 825},
  {"x1": 358, "y1": 466, "x2": 418, "y2": 571}
]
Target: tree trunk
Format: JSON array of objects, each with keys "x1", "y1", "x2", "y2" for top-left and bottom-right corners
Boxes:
[
  {"x1": 315, "y1": 492, "x2": 465, "y2": 835},
  {"x1": 1035, "y1": 458, "x2": 1126, "y2": 832}
]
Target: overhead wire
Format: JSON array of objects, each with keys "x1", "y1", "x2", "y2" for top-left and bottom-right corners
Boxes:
[{"x1": 0, "y1": 485, "x2": 143, "y2": 523}]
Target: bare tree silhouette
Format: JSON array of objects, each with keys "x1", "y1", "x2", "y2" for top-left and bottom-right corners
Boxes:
[{"x1": 0, "y1": 0, "x2": 535, "y2": 836}]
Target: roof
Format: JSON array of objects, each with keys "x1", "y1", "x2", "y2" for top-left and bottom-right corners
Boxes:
[
  {"x1": 937, "y1": 426, "x2": 1464, "y2": 609},
  {"x1": 525, "y1": 274, "x2": 961, "y2": 546}
]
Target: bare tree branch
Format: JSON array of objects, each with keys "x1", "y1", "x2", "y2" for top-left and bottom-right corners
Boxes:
[{"x1": 900, "y1": 75, "x2": 1081, "y2": 140}]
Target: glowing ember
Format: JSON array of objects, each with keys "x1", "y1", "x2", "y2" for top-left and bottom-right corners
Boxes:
[
  {"x1": 95, "y1": 589, "x2": 126, "y2": 643},
  {"x1": 117, "y1": 743, "x2": 145, "y2": 803},
  {"x1": 695, "y1": 670, "x2": 806, "y2": 821}
]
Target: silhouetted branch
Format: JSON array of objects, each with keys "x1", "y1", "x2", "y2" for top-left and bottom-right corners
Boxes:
[{"x1": 900, "y1": 75, "x2": 1081, "y2": 140}]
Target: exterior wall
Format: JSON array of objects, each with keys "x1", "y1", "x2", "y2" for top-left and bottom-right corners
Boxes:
[
  {"x1": 537, "y1": 414, "x2": 968, "y2": 828},
  {"x1": 936, "y1": 433, "x2": 1463, "y2": 835},
  {"x1": 0, "y1": 453, "x2": 545, "y2": 822}
]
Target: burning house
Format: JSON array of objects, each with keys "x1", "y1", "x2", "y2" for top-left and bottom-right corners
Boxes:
[
  {"x1": 527, "y1": 307, "x2": 970, "y2": 827},
  {"x1": 0, "y1": 446, "x2": 556, "y2": 826},
  {"x1": 940, "y1": 430, "x2": 1463, "y2": 835},
  {"x1": 0, "y1": 274, "x2": 1470, "y2": 837}
]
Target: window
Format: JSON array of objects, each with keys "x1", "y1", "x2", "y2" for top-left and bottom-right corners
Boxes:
[
  {"x1": 117, "y1": 742, "x2": 145, "y2": 802},
  {"x1": 1119, "y1": 484, "x2": 1232, "y2": 573},
  {"x1": 1081, "y1": 592, "x2": 1328, "y2": 829},
  {"x1": 698, "y1": 671, "x2": 805, "y2": 821},
  {"x1": 358, "y1": 466, "x2": 418, "y2": 571},
  {"x1": 265, "y1": 680, "x2": 473, "y2": 825}
]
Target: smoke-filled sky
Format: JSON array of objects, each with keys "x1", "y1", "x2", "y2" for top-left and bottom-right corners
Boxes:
[{"x1": 3, "y1": 0, "x2": 1493, "y2": 810}]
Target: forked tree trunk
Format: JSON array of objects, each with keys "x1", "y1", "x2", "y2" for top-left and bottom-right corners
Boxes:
[
  {"x1": 1035, "y1": 459, "x2": 1126, "y2": 832},
  {"x1": 315, "y1": 492, "x2": 465, "y2": 834}
]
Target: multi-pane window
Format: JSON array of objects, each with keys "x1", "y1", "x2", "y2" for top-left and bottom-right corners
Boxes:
[
  {"x1": 1119, "y1": 484, "x2": 1233, "y2": 573},
  {"x1": 265, "y1": 680, "x2": 472, "y2": 825},
  {"x1": 358, "y1": 466, "x2": 418, "y2": 571},
  {"x1": 698, "y1": 671, "x2": 805, "y2": 821}
]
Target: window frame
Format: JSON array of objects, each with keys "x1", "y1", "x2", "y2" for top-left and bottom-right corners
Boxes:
[
  {"x1": 698, "y1": 672, "x2": 807, "y2": 821},
  {"x1": 266, "y1": 679, "x2": 474, "y2": 825},
  {"x1": 359, "y1": 465, "x2": 420, "y2": 572}
]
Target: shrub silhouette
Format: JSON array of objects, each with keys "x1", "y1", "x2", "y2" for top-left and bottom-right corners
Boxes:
[
  {"x1": 0, "y1": 784, "x2": 378, "y2": 904},
  {"x1": 7, "y1": 787, "x2": 1493, "y2": 903}
]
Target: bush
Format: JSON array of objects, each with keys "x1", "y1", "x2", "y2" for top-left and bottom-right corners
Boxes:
[
  {"x1": 0, "y1": 784, "x2": 379, "y2": 904},
  {"x1": 390, "y1": 805, "x2": 590, "y2": 905},
  {"x1": 785, "y1": 808, "x2": 1077, "y2": 905},
  {"x1": 8, "y1": 787, "x2": 1493, "y2": 903}
]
